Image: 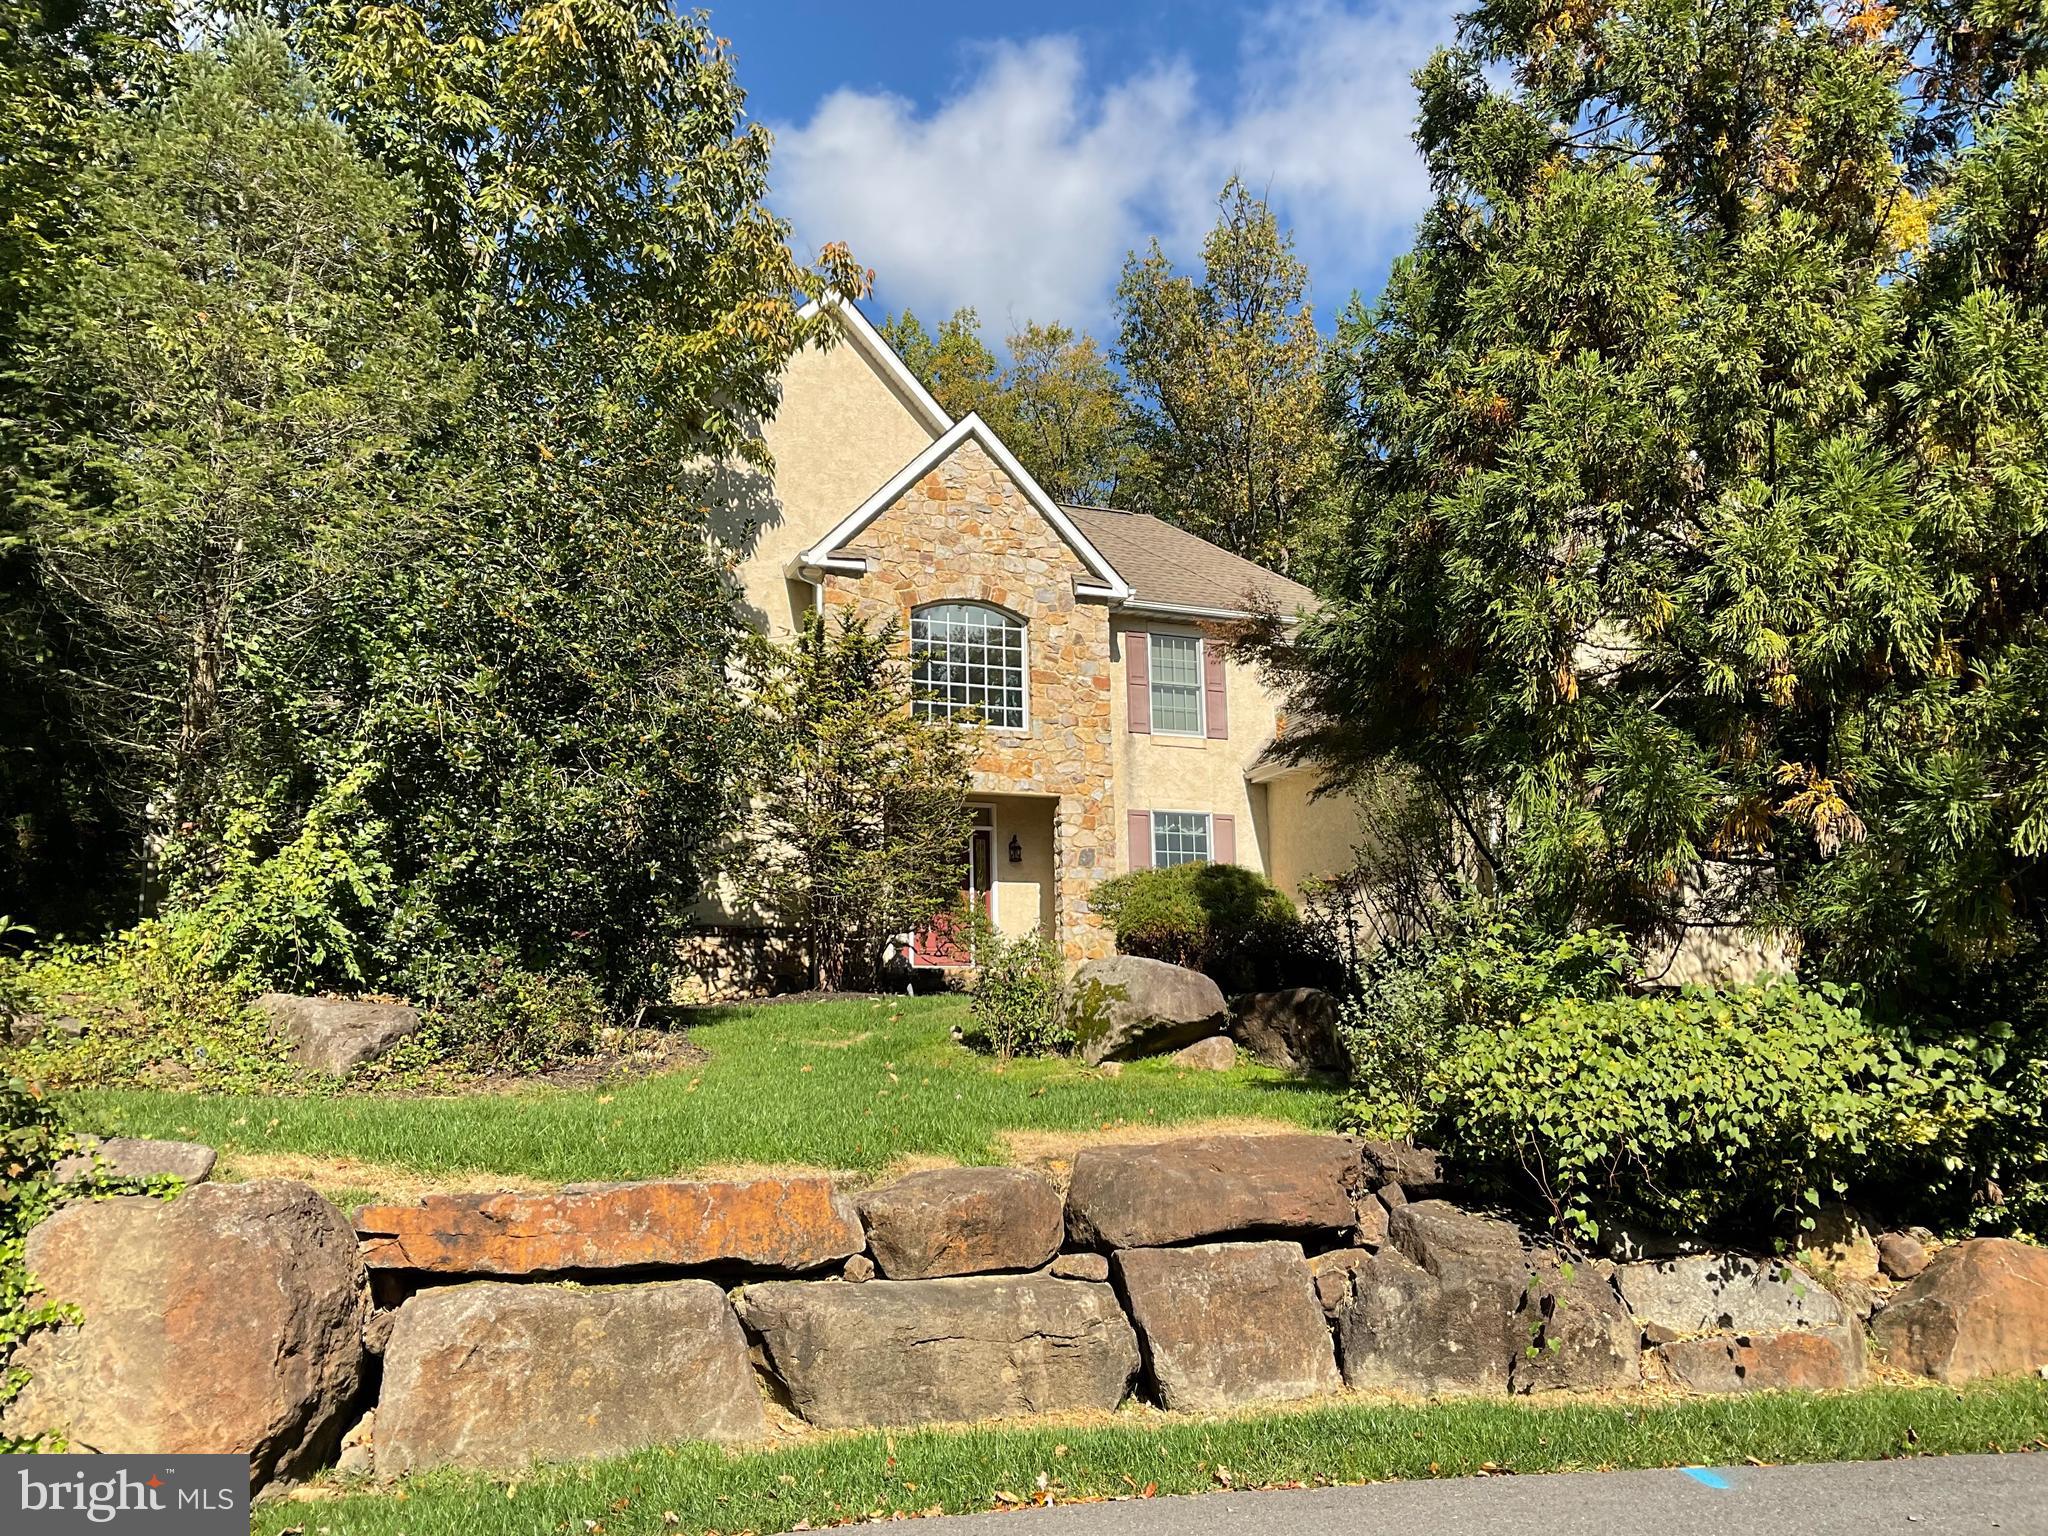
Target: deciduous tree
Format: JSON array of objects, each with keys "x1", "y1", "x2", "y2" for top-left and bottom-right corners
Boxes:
[
  {"x1": 1116, "y1": 178, "x2": 1340, "y2": 576},
  {"x1": 882, "y1": 308, "x2": 1134, "y2": 504}
]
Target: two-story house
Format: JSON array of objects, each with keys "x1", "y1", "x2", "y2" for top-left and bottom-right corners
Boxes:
[{"x1": 713, "y1": 295, "x2": 1363, "y2": 974}]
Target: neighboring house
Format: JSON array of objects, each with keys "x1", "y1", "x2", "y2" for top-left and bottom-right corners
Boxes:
[{"x1": 707, "y1": 296, "x2": 1363, "y2": 976}]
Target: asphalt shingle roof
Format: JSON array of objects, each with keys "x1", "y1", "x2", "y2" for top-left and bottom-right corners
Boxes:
[{"x1": 1062, "y1": 505, "x2": 1316, "y2": 617}]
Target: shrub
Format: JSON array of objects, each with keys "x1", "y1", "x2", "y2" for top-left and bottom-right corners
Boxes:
[
  {"x1": 388, "y1": 953, "x2": 607, "y2": 1076},
  {"x1": 3, "y1": 924, "x2": 289, "y2": 1092},
  {"x1": 1340, "y1": 906, "x2": 1638, "y2": 1134},
  {"x1": 966, "y1": 929, "x2": 1070, "y2": 1059},
  {"x1": 1091, "y1": 863, "x2": 1323, "y2": 991},
  {"x1": 1352, "y1": 976, "x2": 1993, "y2": 1246},
  {"x1": 1, "y1": 1074, "x2": 82, "y2": 1451}
]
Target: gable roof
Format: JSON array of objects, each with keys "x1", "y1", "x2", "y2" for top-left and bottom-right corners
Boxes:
[
  {"x1": 797, "y1": 292, "x2": 953, "y2": 437},
  {"x1": 797, "y1": 413, "x2": 1133, "y2": 601},
  {"x1": 1063, "y1": 505, "x2": 1317, "y2": 620}
]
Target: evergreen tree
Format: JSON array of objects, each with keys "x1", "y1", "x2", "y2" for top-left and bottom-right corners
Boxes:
[
  {"x1": 739, "y1": 613, "x2": 974, "y2": 990},
  {"x1": 1261, "y1": 1, "x2": 2048, "y2": 994}
]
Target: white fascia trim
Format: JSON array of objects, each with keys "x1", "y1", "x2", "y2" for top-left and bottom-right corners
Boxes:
[
  {"x1": 797, "y1": 291, "x2": 953, "y2": 437},
  {"x1": 1244, "y1": 754, "x2": 1310, "y2": 785},
  {"x1": 799, "y1": 413, "x2": 1134, "y2": 602},
  {"x1": 1120, "y1": 598, "x2": 1305, "y2": 623}
]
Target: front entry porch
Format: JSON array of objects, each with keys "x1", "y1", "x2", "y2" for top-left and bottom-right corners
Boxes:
[{"x1": 915, "y1": 795, "x2": 1058, "y2": 968}]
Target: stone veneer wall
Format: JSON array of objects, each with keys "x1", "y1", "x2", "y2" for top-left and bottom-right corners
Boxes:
[{"x1": 820, "y1": 437, "x2": 1117, "y2": 963}]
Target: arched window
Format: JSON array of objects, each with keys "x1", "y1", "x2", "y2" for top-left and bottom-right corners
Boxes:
[{"x1": 910, "y1": 602, "x2": 1026, "y2": 729}]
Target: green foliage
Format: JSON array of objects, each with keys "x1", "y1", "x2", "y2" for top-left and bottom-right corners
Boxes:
[
  {"x1": 1354, "y1": 972, "x2": 1993, "y2": 1245},
  {"x1": 1340, "y1": 908, "x2": 1637, "y2": 1139},
  {"x1": 1258, "y1": 3, "x2": 2048, "y2": 986},
  {"x1": 1116, "y1": 178, "x2": 1341, "y2": 579},
  {"x1": 388, "y1": 957, "x2": 606, "y2": 1078},
  {"x1": 0, "y1": 0, "x2": 168, "y2": 935},
  {"x1": 740, "y1": 613, "x2": 976, "y2": 990},
  {"x1": 1090, "y1": 862, "x2": 1316, "y2": 991},
  {"x1": 0, "y1": 1073, "x2": 74, "y2": 1451},
  {"x1": 19, "y1": 26, "x2": 459, "y2": 866},
  {"x1": 4, "y1": 924, "x2": 287, "y2": 1092},
  {"x1": 966, "y1": 928, "x2": 1070, "y2": 1060},
  {"x1": 3, "y1": 5, "x2": 865, "y2": 1020},
  {"x1": 166, "y1": 765, "x2": 392, "y2": 991}
]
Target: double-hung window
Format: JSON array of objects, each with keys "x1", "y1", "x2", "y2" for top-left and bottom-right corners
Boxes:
[
  {"x1": 910, "y1": 602, "x2": 1026, "y2": 730},
  {"x1": 1148, "y1": 633, "x2": 1203, "y2": 735},
  {"x1": 1151, "y1": 811, "x2": 1211, "y2": 867}
]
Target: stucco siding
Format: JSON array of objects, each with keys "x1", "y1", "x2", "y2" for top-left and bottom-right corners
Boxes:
[
  {"x1": 1109, "y1": 616, "x2": 1284, "y2": 877},
  {"x1": 730, "y1": 335, "x2": 943, "y2": 637},
  {"x1": 1264, "y1": 772, "x2": 1371, "y2": 902}
]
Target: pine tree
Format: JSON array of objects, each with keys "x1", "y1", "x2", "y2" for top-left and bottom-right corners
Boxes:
[{"x1": 1263, "y1": 2, "x2": 2048, "y2": 991}]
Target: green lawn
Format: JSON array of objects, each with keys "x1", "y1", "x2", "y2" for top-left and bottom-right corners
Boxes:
[
  {"x1": 66, "y1": 996, "x2": 1343, "y2": 1190},
  {"x1": 253, "y1": 1379, "x2": 2048, "y2": 1536}
]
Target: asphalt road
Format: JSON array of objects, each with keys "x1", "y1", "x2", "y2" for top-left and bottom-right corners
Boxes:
[{"x1": 918, "y1": 1454, "x2": 2048, "y2": 1536}]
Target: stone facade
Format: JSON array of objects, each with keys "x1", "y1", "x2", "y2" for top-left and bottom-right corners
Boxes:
[{"x1": 821, "y1": 437, "x2": 1117, "y2": 963}]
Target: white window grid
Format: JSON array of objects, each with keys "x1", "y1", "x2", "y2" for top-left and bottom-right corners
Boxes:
[
  {"x1": 1151, "y1": 811, "x2": 1211, "y2": 868},
  {"x1": 1149, "y1": 633, "x2": 1204, "y2": 735},
  {"x1": 911, "y1": 603, "x2": 1027, "y2": 730}
]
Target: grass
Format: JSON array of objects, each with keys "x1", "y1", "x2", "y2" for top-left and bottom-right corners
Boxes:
[
  {"x1": 255, "y1": 1379, "x2": 2048, "y2": 1536},
  {"x1": 64, "y1": 996, "x2": 1344, "y2": 1191}
]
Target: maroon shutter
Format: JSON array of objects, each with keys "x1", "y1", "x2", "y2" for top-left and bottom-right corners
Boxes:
[
  {"x1": 1126, "y1": 632, "x2": 1151, "y2": 734},
  {"x1": 1204, "y1": 641, "x2": 1228, "y2": 739},
  {"x1": 1127, "y1": 811, "x2": 1152, "y2": 870},
  {"x1": 1213, "y1": 814, "x2": 1236, "y2": 865}
]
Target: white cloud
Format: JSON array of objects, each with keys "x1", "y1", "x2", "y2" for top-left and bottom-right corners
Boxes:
[{"x1": 767, "y1": 1, "x2": 1460, "y2": 339}]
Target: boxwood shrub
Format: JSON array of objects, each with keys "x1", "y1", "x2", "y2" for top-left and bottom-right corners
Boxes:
[{"x1": 1090, "y1": 863, "x2": 1334, "y2": 992}]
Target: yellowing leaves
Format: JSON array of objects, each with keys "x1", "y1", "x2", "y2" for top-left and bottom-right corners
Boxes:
[{"x1": 1774, "y1": 761, "x2": 1868, "y2": 856}]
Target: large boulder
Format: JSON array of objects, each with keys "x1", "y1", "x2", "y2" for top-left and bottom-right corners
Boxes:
[
  {"x1": 1620, "y1": 1253, "x2": 1865, "y2": 1394},
  {"x1": 1228, "y1": 988, "x2": 1345, "y2": 1073},
  {"x1": 1617, "y1": 1254, "x2": 1847, "y2": 1337},
  {"x1": 255, "y1": 992, "x2": 423, "y2": 1074},
  {"x1": 1512, "y1": 1255, "x2": 1642, "y2": 1395},
  {"x1": 1065, "y1": 956, "x2": 1227, "y2": 1064},
  {"x1": 1653, "y1": 1327, "x2": 1865, "y2": 1393},
  {"x1": 734, "y1": 1274, "x2": 1138, "y2": 1429},
  {"x1": 375, "y1": 1280, "x2": 765, "y2": 1473},
  {"x1": 53, "y1": 1135, "x2": 216, "y2": 1185},
  {"x1": 1, "y1": 1181, "x2": 367, "y2": 1486},
  {"x1": 356, "y1": 1176, "x2": 864, "y2": 1275},
  {"x1": 1064, "y1": 1133, "x2": 1370, "y2": 1249},
  {"x1": 1333, "y1": 1201, "x2": 1528, "y2": 1396},
  {"x1": 1873, "y1": 1238, "x2": 2048, "y2": 1383},
  {"x1": 1114, "y1": 1241, "x2": 1340, "y2": 1411},
  {"x1": 858, "y1": 1168, "x2": 1064, "y2": 1279}
]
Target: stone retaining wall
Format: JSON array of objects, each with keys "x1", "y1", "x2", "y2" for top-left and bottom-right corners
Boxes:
[{"x1": 10, "y1": 1132, "x2": 2048, "y2": 1487}]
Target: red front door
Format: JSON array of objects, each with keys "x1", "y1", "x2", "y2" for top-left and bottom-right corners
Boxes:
[{"x1": 918, "y1": 813, "x2": 994, "y2": 967}]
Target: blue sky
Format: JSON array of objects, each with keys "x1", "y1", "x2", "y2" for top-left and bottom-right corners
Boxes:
[{"x1": 715, "y1": 1, "x2": 1465, "y2": 343}]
